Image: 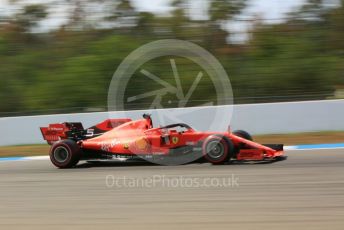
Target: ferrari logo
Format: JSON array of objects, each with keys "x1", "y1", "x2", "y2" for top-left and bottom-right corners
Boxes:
[
  {"x1": 123, "y1": 143, "x2": 129, "y2": 149},
  {"x1": 172, "y1": 137, "x2": 179, "y2": 144}
]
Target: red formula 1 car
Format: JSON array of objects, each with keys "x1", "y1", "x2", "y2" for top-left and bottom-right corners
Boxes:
[{"x1": 40, "y1": 114, "x2": 285, "y2": 168}]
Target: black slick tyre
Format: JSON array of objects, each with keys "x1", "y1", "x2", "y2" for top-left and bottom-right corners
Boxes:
[{"x1": 50, "y1": 140, "x2": 81, "y2": 168}]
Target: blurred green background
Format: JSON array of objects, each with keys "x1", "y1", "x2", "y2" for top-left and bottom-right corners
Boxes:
[{"x1": 1, "y1": 0, "x2": 344, "y2": 116}]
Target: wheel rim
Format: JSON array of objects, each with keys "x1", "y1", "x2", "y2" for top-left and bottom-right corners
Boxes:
[
  {"x1": 53, "y1": 146, "x2": 69, "y2": 163},
  {"x1": 206, "y1": 140, "x2": 225, "y2": 159}
]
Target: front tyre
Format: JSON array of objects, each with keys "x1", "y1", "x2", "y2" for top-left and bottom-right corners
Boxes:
[
  {"x1": 233, "y1": 130, "x2": 253, "y2": 141},
  {"x1": 233, "y1": 130, "x2": 253, "y2": 155},
  {"x1": 203, "y1": 135, "x2": 233, "y2": 164},
  {"x1": 50, "y1": 140, "x2": 81, "y2": 168}
]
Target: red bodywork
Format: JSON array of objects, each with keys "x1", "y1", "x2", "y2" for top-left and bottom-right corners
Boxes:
[{"x1": 78, "y1": 116, "x2": 284, "y2": 161}]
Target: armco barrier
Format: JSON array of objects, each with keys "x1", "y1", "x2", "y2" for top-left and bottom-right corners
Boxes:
[{"x1": 0, "y1": 99, "x2": 343, "y2": 146}]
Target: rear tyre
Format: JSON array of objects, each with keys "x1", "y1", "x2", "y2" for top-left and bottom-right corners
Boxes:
[
  {"x1": 202, "y1": 135, "x2": 233, "y2": 164},
  {"x1": 50, "y1": 140, "x2": 81, "y2": 168}
]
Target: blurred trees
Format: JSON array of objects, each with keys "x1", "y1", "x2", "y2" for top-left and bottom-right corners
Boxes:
[
  {"x1": 0, "y1": 0, "x2": 343, "y2": 116},
  {"x1": 15, "y1": 4, "x2": 47, "y2": 32}
]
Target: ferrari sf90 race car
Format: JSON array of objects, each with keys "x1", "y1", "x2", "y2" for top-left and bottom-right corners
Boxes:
[{"x1": 40, "y1": 114, "x2": 285, "y2": 168}]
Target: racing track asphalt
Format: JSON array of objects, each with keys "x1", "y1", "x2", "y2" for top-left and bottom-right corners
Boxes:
[{"x1": 0, "y1": 149, "x2": 344, "y2": 230}]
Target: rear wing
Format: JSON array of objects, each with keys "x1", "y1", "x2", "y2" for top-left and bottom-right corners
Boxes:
[
  {"x1": 40, "y1": 119, "x2": 132, "y2": 145},
  {"x1": 40, "y1": 122, "x2": 84, "y2": 145}
]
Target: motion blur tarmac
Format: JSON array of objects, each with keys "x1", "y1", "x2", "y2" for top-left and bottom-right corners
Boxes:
[{"x1": 1, "y1": 150, "x2": 344, "y2": 230}]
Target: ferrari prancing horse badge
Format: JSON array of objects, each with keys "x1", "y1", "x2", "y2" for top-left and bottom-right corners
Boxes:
[{"x1": 172, "y1": 137, "x2": 179, "y2": 144}]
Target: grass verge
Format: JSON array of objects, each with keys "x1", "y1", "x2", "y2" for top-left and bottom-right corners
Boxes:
[
  {"x1": 254, "y1": 131, "x2": 344, "y2": 145},
  {"x1": 0, "y1": 145, "x2": 50, "y2": 158}
]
